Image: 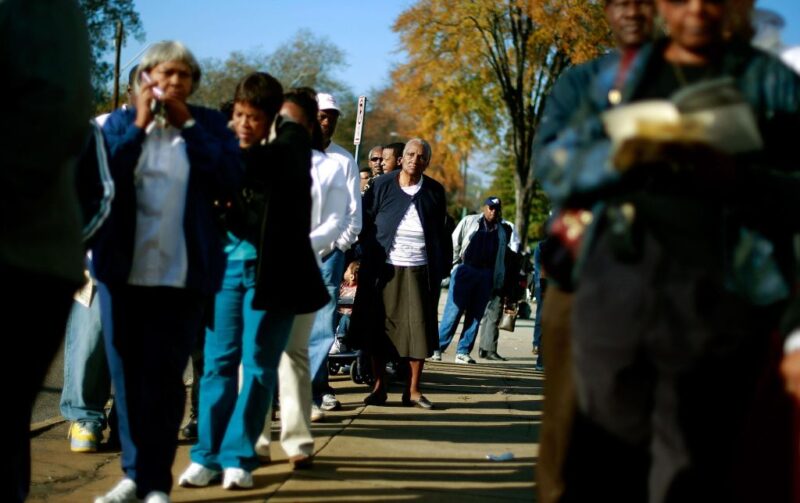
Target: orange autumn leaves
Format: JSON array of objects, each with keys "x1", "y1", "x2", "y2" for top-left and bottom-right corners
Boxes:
[{"x1": 390, "y1": 0, "x2": 611, "y2": 242}]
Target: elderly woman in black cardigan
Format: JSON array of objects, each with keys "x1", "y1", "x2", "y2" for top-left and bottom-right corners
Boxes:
[{"x1": 354, "y1": 138, "x2": 448, "y2": 409}]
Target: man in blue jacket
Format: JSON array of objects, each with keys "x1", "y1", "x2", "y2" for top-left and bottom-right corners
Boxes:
[{"x1": 435, "y1": 197, "x2": 509, "y2": 364}]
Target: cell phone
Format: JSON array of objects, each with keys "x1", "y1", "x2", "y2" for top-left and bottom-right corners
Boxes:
[
  {"x1": 140, "y1": 71, "x2": 164, "y2": 99},
  {"x1": 140, "y1": 71, "x2": 165, "y2": 115}
]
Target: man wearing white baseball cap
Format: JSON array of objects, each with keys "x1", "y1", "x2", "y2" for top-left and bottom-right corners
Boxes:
[{"x1": 308, "y1": 92, "x2": 362, "y2": 414}]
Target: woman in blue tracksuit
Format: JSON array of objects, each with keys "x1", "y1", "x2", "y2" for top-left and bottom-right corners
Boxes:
[{"x1": 93, "y1": 41, "x2": 241, "y2": 503}]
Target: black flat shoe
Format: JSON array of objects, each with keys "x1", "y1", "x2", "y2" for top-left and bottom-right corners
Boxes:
[
  {"x1": 363, "y1": 390, "x2": 388, "y2": 406},
  {"x1": 478, "y1": 349, "x2": 488, "y2": 358},
  {"x1": 485, "y1": 351, "x2": 507, "y2": 361},
  {"x1": 181, "y1": 417, "x2": 198, "y2": 439}
]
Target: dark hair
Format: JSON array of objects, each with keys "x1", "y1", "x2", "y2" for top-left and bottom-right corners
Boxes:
[
  {"x1": 284, "y1": 87, "x2": 324, "y2": 150},
  {"x1": 384, "y1": 142, "x2": 405, "y2": 159},
  {"x1": 219, "y1": 100, "x2": 234, "y2": 120},
  {"x1": 127, "y1": 65, "x2": 139, "y2": 89},
  {"x1": 234, "y1": 72, "x2": 284, "y2": 119},
  {"x1": 359, "y1": 165, "x2": 372, "y2": 174}
]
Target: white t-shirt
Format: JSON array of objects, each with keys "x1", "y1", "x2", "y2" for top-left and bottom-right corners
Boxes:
[{"x1": 387, "y1": 178, "x2": 427, "y2": 267}]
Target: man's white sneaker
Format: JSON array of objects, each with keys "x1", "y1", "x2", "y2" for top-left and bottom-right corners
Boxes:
[
  {"x1": 143, "y1": 491, "x2": 170, "y2": 503},
  {"x1": 430, "y1": 350, "x2": 442, "y2": 361},
  {"x1": 320, "y1": 393, "x2": 341, "y2": 411},
  {"x1": 94, "y1": 478, "x2": 139, "y2": 503},
  {"x1": 222, "y1": 467, "x2": 253, "y2": 490},
  {"x1": 455, "y1": 353, "x2": 476, "y2": 364},
  {"x1": 178, "y1": 462, "x2": 221, "y2": 487}
]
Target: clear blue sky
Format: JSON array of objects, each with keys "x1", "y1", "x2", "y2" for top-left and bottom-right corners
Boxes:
[
  {"x1": 119, "y1": 0, "x2": 800, "y2": 96},
  {"x1": 118, "y1": 0, "x2": 413, "y2": 97}
]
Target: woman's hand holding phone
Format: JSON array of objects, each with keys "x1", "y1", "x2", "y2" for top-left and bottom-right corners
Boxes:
[
  {"x1": 134, "y1": 73, "x2": 159, "y2": 128},
  {"x1": 135, "y1": 71, "x2": 193, "y2": 130}
]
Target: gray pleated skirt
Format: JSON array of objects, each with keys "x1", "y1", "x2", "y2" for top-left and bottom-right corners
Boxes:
[{"x1": 381, "y1": 264, "x2": 438, "y2": 359}]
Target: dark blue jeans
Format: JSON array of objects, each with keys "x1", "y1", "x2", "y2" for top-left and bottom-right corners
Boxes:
[{"x1": 438, "y1": 264, "x2": 494, "y2": 355}]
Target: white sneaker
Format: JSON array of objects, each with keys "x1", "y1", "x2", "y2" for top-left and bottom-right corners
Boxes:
[
  {"x1": 430, "y1": 350, "x2": 442, "y2": 361},
  {"x1": 94, "y1": 478, "x2": 139, "y2": 503},
  {"x1": 143, "y1": 491, "x2": 170, "y2": 503},
  {"x1": 178, "y1": 462, "x2": 221, "y2": 487},
  {"x1": 310, "y1": 404, "x2": 325, "y2": 422},
  {"x1": 329, "y1": 339, "x2": 345, "y2": 354},
  {"x1": 455, "y1": 353, "x2": 476, "y2": 364},
  {"x1": 222, "y1": 467, "x2": 253, "y2": 490},
  {"x1": 320, "y1": 393, "x2": 341, "y2": 411}
]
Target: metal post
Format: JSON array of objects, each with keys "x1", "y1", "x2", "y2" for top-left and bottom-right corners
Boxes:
[
  {"x1": 461, "y1": 156, "x2": 468, "y2": 218},
  {"x1": 353, "y1": 96, "x2": 367, "y2": 164},
  {"x1": 112, "y1": 20, "x2": 123, "y2": 109}
]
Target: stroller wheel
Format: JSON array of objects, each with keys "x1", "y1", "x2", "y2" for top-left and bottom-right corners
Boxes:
[{"x1": 350, "y1": 361, "x2": 364, "y2": 384}]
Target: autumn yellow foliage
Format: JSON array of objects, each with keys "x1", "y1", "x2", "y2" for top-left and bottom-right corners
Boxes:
[{"x1": 392, "y1": 0, "x2": 611, "y2": 246}]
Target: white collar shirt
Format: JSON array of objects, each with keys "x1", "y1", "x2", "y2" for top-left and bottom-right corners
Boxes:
[{"x1": 127, "y1": 124, "x2": 190, "y2": 287}]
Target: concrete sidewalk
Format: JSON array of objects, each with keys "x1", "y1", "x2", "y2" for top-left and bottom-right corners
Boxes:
[{"x1": 29, "y1": 314, "x2": 541, "y2": 502}]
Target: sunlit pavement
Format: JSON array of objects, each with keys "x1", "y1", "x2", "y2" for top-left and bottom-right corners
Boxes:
[{"x1": 29, "y1": 295, "x2": 541, "y2": 502}]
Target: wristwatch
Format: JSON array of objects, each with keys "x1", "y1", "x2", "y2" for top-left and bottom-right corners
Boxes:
[{"x1": 182, "y1": 118, "x2": 196, "y2": 130}]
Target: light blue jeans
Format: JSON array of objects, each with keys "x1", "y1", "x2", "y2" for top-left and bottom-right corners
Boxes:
[
  {"x1": 60, "y1": 294, "x2": 110, "y2": 427},
  {"x1": 191, "y1": 259, "x2": 294, "y2": 471},
  {"x1": 308, "y1": 249, "x2": 345, "y2": 403},
  {"x1": 438, "y1": 264, "x2": 494, "y2": 355}
]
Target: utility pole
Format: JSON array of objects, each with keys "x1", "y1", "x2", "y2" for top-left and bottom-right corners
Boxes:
[{"x1": 112, "y1": 20, "x2": 123, "y2": 109}]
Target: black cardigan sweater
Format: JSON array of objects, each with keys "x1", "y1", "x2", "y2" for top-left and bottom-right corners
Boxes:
[{"x1": 362, "y1": 169, "x2": 449, "y2": 291}]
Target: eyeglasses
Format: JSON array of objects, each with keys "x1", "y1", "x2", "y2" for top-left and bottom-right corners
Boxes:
[{"x1": 369, "y1": 157, "x2": 382, "y2": 162}]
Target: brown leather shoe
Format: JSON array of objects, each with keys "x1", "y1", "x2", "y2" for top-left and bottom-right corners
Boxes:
[{"x1": 289, "y1": 454, "x2": 314, "y2": 470}]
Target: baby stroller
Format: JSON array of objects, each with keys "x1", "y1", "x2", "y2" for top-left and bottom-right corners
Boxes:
[{"x1": 328, "y1": 295, "x2": 375, "y2": 386}]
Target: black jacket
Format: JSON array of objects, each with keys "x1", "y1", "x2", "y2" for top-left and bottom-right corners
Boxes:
[{"x1": 244, "y1": 120, "x2": 329, "y2": 314}]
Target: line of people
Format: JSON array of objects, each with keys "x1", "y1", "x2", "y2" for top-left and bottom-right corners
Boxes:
[
  {"x1": 43, "y1": 36, "x2": 500, "y2": 503},
  {"x1": 10, "y1": 5, "x2": 534, "y2": 500}
]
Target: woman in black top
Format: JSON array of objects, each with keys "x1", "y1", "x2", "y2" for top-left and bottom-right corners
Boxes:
[{"x1": 353, "y1": 139, "x2": 448, "y2": 409}]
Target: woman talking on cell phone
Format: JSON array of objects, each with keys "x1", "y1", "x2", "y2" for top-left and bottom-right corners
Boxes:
[
  {"x1": 91, "y1": 40, "x2": 241, "y2": 503},
  {"x1": 537, "y1": 1, "x2": 800, "y2": 501}
]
